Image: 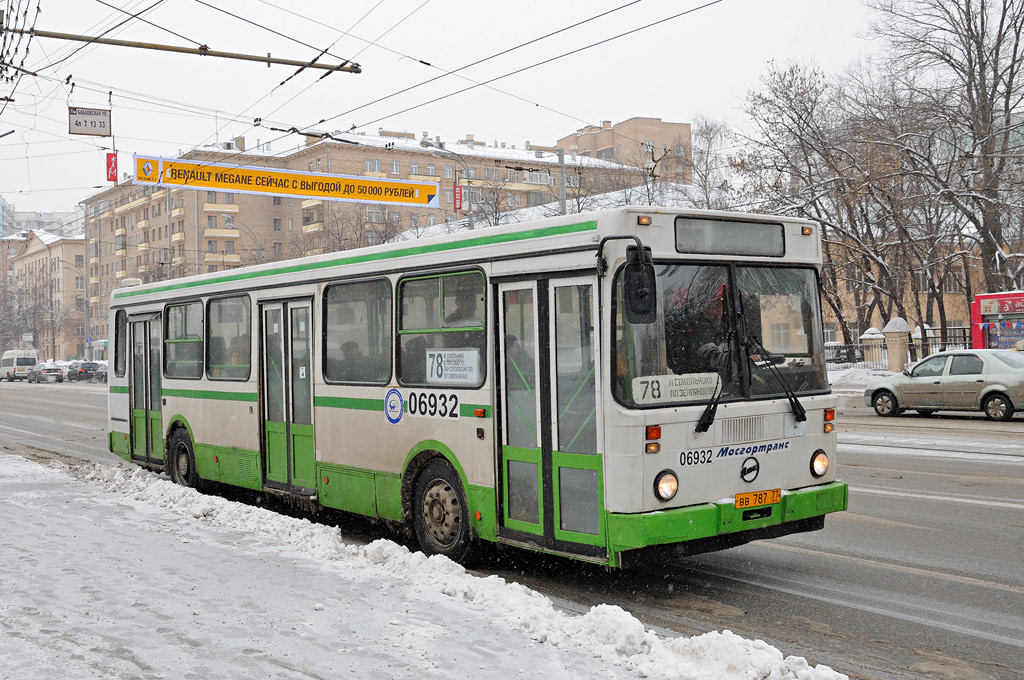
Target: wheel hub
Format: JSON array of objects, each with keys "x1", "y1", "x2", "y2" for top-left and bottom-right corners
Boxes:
[{"x1": 422, "y1": 478, "x2": 460, "y2": 548}]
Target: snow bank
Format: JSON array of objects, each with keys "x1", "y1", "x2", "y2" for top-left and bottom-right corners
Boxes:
[
  {"x1": 67, "y1": 460, "x2": 846, "y2": 680},
  {"x1": 827, "y1": 367, "x2": 893, "y2": 392}
]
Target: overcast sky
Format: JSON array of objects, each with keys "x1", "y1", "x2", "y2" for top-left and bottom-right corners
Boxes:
[{"x1": 0, "y1": 0, "x2": 879, "y2": 213}]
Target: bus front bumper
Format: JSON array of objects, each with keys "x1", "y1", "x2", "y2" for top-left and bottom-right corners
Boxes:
[{"x1": 607, "y1": 481, "x2": 848, "y2": 568}]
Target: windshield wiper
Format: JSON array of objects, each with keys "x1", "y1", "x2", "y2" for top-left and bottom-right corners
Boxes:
[
  {"x1": 695, "y1": 328, "x2": 733, "y2": 433},
  {"x1": 746, "y1": 334, "x2": 806, "y2": 422}
]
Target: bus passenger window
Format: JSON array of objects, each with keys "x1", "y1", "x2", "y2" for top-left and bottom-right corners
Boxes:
[
  {"x1": 207, "y1": 296, "x2": 251, "y2": 380},
  {"x1": 398, "y1": 271, "x2": 485, "y2": 387},
  {"x1": 164, "y1": 301, "x2": 203, "y2": 379},
  {"x1": 324, "y1": 279, "x2": 392, "y2": 384}
]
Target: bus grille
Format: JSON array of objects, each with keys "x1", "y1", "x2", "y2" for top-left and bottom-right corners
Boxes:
[{"x1": 721, "y1": 415, "x2": 782, "y2": 445}]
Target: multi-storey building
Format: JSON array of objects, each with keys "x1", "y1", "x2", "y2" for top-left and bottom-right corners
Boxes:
[
  {"x1": 6, "y1": 230, "x2": 86, "y2": 360},
  {"x1": 556, "y1": 117, "x2": 692, "y2": 183},
  {"x1": 79, "y1": 128, "x2": 635, "y2": 343}
]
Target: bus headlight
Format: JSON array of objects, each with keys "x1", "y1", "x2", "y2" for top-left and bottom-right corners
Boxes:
[
  {"x1": 810, "y1": 450, "x2": 829, "y2": 478},
  {"x1": 654, "y1": 470, "x2": 678, "y2": 501}
]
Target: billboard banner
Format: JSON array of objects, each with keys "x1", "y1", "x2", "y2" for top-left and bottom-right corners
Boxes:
[{"x1": 132, "y1": 155, "x2": 439, "y2": 208}]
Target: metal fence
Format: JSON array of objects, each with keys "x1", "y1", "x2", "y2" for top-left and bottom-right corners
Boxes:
[{"x1": 824, "y1": 335, "x2": 972, "y2": 371}]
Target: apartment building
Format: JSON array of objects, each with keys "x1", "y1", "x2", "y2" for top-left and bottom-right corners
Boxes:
[
  {"x1": 556, "y1": 117, "x2": 692, "y2": 183},
  {"x1": 6, "y1": 230, "x2": 86, "y2": 360},
  {"x1": 79, "y1": 128, "x2": 635, "y2": 343}
]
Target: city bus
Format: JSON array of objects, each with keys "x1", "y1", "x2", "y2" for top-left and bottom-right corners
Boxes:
[{"x1": 107, "y1": 207, "x2": 847, "y2": 568}]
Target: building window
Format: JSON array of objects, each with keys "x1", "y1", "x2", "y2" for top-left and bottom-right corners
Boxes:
[
  {"x1": 208, "y1": 240, "x2": 217, "y2": 253},
  {"x1": 75, "y1": 276, "x2": 84, "y2": 290},
  {"x1": 428, "y1": 214, "x2": 436, "y2": 226},
  {"x1": 208, "y1": 266, "x2": 218, "y2": 273},
  {"x1": 364, "y1": 158, "x2": 381, "y2": 173},
  {"x1": 207, "y1": 191, "x2": 217, "y2": 203},
  {"x1": 225, "y1": 241, "x2": 234, "y2": 254},
  {"x1": 426, "y1": 164, "x2": 435, "y2": 176},
  {"x1": 273, "y1": 218, "x2": 282, "y2": 232},
  {"x1": 273, "y1": 242, "x2": 283, "y2": 257},
  {"x1": 444, "y1": 165, "x2": 454, "y2": 179},
  {"x1": 273, "y1": 196, "x2": 282, "y2": 206},
  {"x1": 75, "y1": 255, "x2": 84, "y2": 267},
  {"x1": 445, "y1": 189, "x2": 453, "y2": 203},
  {"x1": 224, "y1": 192, "x2": 234, "y2": 204},
  {"x1": 317, "y1": 158, "x2": 322, "y2": 172},
  {"x1": 208, "y1": 215, "x2": 217, "y2": 229},
  {"x1": 410, "y1": 213, "x2": 419, "y2": 227},
  {"x1": 409, "y1": 162, "x2": 419, "y2": 175},
  {"x1": 391, "y1": 160, "x2": 400, "y2": 175}
]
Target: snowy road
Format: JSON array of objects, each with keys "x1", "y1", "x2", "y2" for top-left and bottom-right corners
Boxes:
[{"x1": 1, "y1": 380, "x2": 1022, "y2": 679}]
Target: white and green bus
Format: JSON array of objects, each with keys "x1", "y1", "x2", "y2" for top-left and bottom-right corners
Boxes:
[{"x1": 107, "y1": 207, "x2": 847, "y2": 568}]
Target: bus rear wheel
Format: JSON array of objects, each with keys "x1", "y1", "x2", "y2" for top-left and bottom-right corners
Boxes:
[
  {"x1": 413, "y1": 458, "x2": 473, "y2": 563},
  {"x1": 168, "y1": 428, "x2": 199, "y2": 488}
]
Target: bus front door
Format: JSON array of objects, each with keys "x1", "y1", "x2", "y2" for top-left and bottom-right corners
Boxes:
[
  {"x1": 498, "y1": 277, "x2": 603, "y2": 555},
  {"x1": 130, "y1": 316, "x2": 163, "y2": 465},
  {"x1": 260, "y1": 300, "x2": 316, "y2": 493}
]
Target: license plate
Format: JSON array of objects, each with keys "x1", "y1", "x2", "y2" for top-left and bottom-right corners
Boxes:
[{"x1": 734, "y1": 488, "x2": 781, "y2": 509}]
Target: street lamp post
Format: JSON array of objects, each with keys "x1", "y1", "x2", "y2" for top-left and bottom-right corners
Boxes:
[
  {"x1": 221, "y1": 214, "x2": 264, "y2": 263},
  {"x1": 420, "y1": 138, "x2": 474, "y2": 230}
]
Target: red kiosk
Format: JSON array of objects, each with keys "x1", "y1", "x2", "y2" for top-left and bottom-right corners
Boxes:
[{"x1": 970, "y1": 290, "x2": 1024, "y2": 349}]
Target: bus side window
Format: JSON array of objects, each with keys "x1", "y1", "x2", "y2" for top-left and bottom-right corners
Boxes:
[{"x1": 324, "y1": 279, "x2": 392, "y2": 384}]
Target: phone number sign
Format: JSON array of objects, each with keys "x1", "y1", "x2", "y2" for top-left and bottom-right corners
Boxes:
[{"x1": 68, "y1": 107, "x2": 111, "y2": 137}]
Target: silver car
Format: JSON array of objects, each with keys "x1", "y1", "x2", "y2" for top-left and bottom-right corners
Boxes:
[{"x1": 864, "y1": 349, "x2": 1024, "y2": 421}]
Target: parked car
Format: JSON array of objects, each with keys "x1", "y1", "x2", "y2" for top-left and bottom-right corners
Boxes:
[
  {"x1": 864, "y1": 349, "x2": 1024, "y2": 421},
  {"x1": 92, "y1": 362, "x2": 108, "y2": 383},
  {"x1": 67, "y1": 360, "x2": 100, "y2": 382},
  {"x1": 26, "y1": 362, "x2": 64, "y2": 383}
]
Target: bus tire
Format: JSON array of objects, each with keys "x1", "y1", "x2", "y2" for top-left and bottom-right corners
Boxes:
[
  {"x1": 413, "y1": 458, "x2": 474, "y2": 563},
  {"x1": 168, "y1": 428, "x2": 199, "y2": 488}
]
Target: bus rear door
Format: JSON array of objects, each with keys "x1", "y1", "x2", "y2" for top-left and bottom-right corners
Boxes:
[{"x1": 129, "y1": 314, "x2": 163, "y2": 465}]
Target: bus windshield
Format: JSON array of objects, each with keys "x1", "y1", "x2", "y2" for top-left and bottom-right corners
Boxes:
[{"x1": 614, "y1": 263, "x2": 828, "y2": 407}]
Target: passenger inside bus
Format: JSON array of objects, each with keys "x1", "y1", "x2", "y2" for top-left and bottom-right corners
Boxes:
[
  {"x1": 330, "y1": 340, "x2": 373, "y2": 382},
  {"x1": 664, "y1": 284, "x2": 761, "y2": 376}
]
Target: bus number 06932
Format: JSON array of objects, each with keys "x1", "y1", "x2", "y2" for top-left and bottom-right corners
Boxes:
[{"x1": 407, "y1": 391, "x2": 460, "y2": 419}]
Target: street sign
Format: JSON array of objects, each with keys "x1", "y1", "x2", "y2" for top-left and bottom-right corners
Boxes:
[
  {"x1": 106, "y1": 153, "x2": 117, "y2": 182},
  {"x1": 68, "y1": 107, "x2": 112, "y2": 137},
  {"x1": 133, "y1": 154, "x2": 440, "y2": 208}
]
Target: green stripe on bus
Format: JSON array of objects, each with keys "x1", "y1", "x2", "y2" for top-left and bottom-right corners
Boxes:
[
  {"x1": 162, "y1": 388, "x2": 258, "y2": 402},
  {"x1": 314, "y1": 396, "x2": 384, "y2": 412},
  {"x1": 109, "y1": 385, "x2": 129, "y2": 393},
  {"x1": 112, "y1": 220, "x2": 598, "y2": 299},
  {"x1": 314, "y1": 395, "x2": 491, "y2": 418}
]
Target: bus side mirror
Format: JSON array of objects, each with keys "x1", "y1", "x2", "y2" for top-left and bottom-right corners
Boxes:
[{"x1": 623, "y1": 250, "x2": 657, "y2": 325}]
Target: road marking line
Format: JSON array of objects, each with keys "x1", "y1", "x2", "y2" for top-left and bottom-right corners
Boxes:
[
  {"x1": 850, "y1": 485, "x2": 1024, "y2": 509},
  {"x1": 759, "y1": 542, "x2": 1024, "y2": 595}
]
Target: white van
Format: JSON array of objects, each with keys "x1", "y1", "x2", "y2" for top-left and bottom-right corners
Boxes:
[{"x1": 1, "y1": 349, "x2": 39, "y2": 381}]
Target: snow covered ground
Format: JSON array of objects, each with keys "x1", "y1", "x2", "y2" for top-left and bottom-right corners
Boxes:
[
  {"x1": 0, "y1": 454, "x2": 847, "y2": 679},
  {"x1": 826, "y1": 366, "x2": 891, "y2": 394}
]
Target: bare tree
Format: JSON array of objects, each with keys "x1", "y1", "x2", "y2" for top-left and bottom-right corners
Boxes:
[{"x1": 689, "y1": 116, "x2": 736, "y2": 210}]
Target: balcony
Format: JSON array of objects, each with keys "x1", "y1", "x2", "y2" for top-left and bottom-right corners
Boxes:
[
  {"x1": 115, "y1": 227, "x2": 126, "y2": 236},
  {"x1": 172, "y1": 256, "x2": 185, "y2": 265},
  {"x1": 137, "y1": 219, "x2": 149, "y2": 229},
  {"x1": 89, "y1": 256, "x2": 99, "y2": 265},
  {"x1": 152, "y1": 189, "x2": 166, "y2": 200},
  {"x1": 307, "y1": 248, "x2": 324, "y2": 255},
  {"x1": 138, "y1": 265, "x2": 149, "y2": 274},
  {"x1": 89, "y1": 295, "x2": 100, "y2": 303},
  {"x1": 204, "y1": 252, "x2": 241, "y2": 264},
  {"x1": 115, "y1": 270, "x2": 128, "y2": 279},
  {"x1": 89, "y1": 276, "x2": 99, "y2": 284},
  {"x1": 115, "y1": 248, "x2": 127, "y2": 256},
  {"x1": 302, "y1": 221, "x2": 324, "y2": 233},
  {"x1": 301, "y1": 199, "x2": 322, "y2": 209},
  {"x1": 203, "y1": 228, "x2": 241, "y2": 239},
  {"x1": 205, "y1": 203, "x2": 239, "y2": 213},
  {"x1": 170, "y1": 232, "x2": 185, "y2": 243},
  {"x1": 138, "y1": 241, "x2": 150, "y2": 251},
  {"x1": 114, "y1": 196, "x2": 148, "y2": 214},
  {"x1": 171, "y1": 207, "x2": 184, "y2": 218}
]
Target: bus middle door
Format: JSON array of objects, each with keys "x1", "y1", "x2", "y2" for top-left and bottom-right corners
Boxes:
[{"x1": 260, "y1": 300, "x2": 316, "y2": 493}]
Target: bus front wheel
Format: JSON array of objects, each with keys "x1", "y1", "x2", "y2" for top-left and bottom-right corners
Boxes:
[
  {"x1": 168, "y1": 428, "x2": 199, "y2": 488},
  {"x1": 413, "y1": 458, "x2": 473, "y2": 563}
]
